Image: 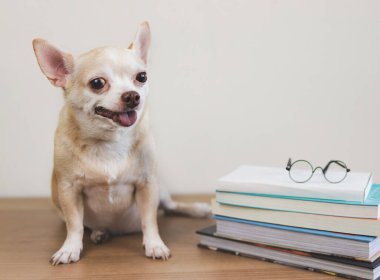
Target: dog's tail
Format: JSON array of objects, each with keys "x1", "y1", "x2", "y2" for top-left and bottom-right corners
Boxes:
[{"x1": 159, "y1": 189, "x2": 211, "y2": 218}]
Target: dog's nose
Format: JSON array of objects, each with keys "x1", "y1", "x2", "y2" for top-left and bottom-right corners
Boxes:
[{"x1": 121, "y1": 91, "x2": 140, "y2": 108}]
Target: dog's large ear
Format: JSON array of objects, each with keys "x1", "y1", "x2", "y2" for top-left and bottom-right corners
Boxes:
[
  {"x1": 32, "y1": 39, "x2": 73, "y2": 88},
  {"x1": 130, "y1": 22, "x2": 151, "y2": 64}
]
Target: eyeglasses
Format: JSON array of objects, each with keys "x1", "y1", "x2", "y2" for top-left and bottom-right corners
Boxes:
[{"x1": 285, "y1": 158, "x2": 351, "y2": 183}]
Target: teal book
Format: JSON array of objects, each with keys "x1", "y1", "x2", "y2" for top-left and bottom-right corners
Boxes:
[{"x1": 216, "y1": 184, "x2": 380, "y2": 219}]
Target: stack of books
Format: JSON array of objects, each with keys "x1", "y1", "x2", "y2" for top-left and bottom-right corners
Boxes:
[{"x1": 197, "y1": 165, "x2": 380, "y2": 279}]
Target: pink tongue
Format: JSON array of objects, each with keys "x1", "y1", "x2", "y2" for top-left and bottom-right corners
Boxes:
[
  {"x1": 118, "y1": 111, "x2": 137, "y2": 127},
  {"x1": 119, "y1": 112, "x2": 131, "y2": 126}
]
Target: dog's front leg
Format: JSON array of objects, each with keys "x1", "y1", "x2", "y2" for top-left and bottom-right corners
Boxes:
[
  {"x1": 51, "y1": 182, "x2": 84, "y2": 265},
  {"x1": 135, "y1": 182, "x2": 170, "y2": 260}
]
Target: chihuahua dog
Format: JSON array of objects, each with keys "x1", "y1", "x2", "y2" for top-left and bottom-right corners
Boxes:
[{"x1": 32, "y1": 22, "x2": 210, "y2": 265}]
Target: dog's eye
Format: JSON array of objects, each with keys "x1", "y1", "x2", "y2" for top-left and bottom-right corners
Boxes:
[
  {"x1": 89, "y1": 78, "x2": 106, "y2": 91},
  {"x1": 136, "y1": 72, "x2": 147, "y2": 83}
]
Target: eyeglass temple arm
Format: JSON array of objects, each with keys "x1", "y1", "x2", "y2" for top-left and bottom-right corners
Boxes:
[
  {"x1": 286, "y1": 158, "x2": 292, "y2": 171},
  {"x1": 323, "y1": 160, "x2": 350, "y2": 173}
]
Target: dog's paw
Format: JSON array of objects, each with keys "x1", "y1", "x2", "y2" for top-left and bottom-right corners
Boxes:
[
  {"x1": 144, "y1": 240, "x2": 170, "y2": 260},
  {"x1": 50, "y1": 240, "x2": 82, "y2": 265}
]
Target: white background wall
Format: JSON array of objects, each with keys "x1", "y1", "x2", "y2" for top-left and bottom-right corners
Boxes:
[{"x1": 0, "y1": 0, "x2": 379, "y2": 197}]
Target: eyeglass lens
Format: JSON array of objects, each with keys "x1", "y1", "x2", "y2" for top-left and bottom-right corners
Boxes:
[
  {"x1": 289, "y1": 160, "x2": 313, "y2": 183},
  {"x1": 324, "y1": 161, "x2": 348, "y2": 183}
]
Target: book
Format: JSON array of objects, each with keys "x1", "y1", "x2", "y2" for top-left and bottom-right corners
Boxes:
[
  {"x1": 214, "y1": 215, "x2": 380, "y2": 261},
  {"x1": 216, "y1": 184, "x2": 380, "y2": 218},
  {"x1": 197, "y1": 226, "x2": 380, "y2": 280},
  {"x1": 217, "y1": 165, "x2": 373, "y2": 202},
  {"x1": 212, "y1": 200, "x2": 380, "y2": 236}
]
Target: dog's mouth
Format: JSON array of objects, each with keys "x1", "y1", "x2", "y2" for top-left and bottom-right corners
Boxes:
[{"x1": 94, "y1": 106, "x2": 137, "y2": 127}]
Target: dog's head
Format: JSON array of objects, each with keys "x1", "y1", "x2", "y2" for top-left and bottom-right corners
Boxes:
[{"x1": 33, "y1": 22, "x2": 151, "y2": 130}]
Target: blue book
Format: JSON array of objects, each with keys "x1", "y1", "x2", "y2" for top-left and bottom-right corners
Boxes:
[
  {"x1": 215, "y1": 184, "x2": 380, "y2": 219},
  {"x1": 214, "y1": 215, "x2": 380, "y2": 261}
]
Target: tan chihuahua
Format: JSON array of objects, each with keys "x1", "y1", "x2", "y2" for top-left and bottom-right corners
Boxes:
[{"x1": 32, "y1": 22, "x2": 210, "y2": 265}]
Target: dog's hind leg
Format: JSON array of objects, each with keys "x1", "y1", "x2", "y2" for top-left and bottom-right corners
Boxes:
[
  {"x1": 159, "y1": 188, "x2": 211, "y2": 218},
  {"x1": 90, "y1": 229, "x2": 110, "y2": 244}
]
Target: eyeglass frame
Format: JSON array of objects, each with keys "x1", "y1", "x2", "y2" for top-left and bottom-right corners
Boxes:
[{"x1": 285, "y1": 158, "x2": 351, "y2": 183}]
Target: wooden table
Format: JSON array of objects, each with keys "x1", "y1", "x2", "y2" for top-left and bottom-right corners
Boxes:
[{"x1": 0, "y1": 196, "x2": 336, "y2": 279}]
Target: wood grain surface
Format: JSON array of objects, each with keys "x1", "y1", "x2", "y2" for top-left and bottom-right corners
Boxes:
[{"x1": 0, "y1": 196, "x2": 336, "y2": 279}]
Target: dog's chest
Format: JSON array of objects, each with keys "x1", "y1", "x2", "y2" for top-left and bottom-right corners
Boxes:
[
  {"x1": 80, "y1": 144, "x2": 138, "y2": 213},
  {"x1": 79, "y1": 140, "x2": 141, "y2": 206},
  {"x1": 79, "y1": 138, "x2": 139, "y2": 183},
  {"x1": 83, "y1": 181, "x2": 135, "y2": 212}
]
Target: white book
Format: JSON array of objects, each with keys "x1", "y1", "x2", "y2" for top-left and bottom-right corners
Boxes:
[
  {"x1": 217, "y1": 165, "x2": 373, "y2": 202},
  {"x1": 212, "y1": 200, "x2": 380, "y2": 236}
]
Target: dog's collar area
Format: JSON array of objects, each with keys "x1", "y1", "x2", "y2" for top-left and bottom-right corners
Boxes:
[{"x1": 95, "y1": 106, "x2": 137, "y2": 127}]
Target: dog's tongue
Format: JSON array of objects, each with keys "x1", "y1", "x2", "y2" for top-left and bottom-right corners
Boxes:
[{"x1": 118, "y1": 111, "x2": 137, "y2": 127}]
